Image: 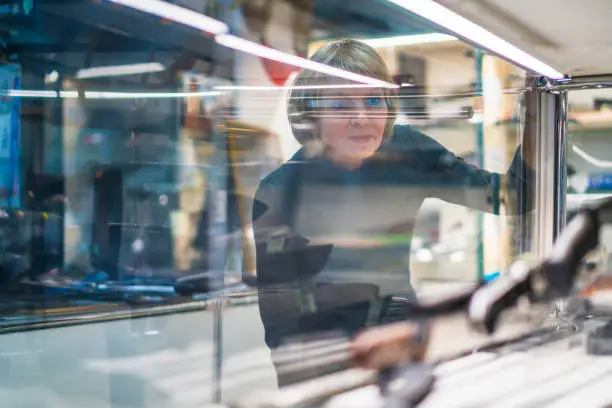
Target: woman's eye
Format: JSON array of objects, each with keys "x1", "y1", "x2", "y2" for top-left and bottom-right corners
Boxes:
[
  {"x1": 328, "y1": 100, "x2": 352, "y2": 110},
  {"x1": 365, "y1": 96, "x2": 385, "y2": 108}
]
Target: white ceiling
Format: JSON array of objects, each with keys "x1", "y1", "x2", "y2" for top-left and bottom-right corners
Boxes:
[{"x1": 436, "y1": 0, "x2": 612, "y2": 77}]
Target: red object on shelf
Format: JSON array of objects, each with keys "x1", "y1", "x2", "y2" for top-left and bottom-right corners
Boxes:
[{"x1": 260, "y1": 38, "x2": 300, "y2": 86}]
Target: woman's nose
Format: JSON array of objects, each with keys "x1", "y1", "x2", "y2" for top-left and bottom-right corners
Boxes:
[{"x1": 350, "y1": 105, "x2": 369, "y2": 125}]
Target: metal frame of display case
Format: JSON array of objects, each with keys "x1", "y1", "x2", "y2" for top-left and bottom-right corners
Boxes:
[
  {"x1": 533, "y1": 88, "x2": 568, "y2": 257},
  {"x1": 545, "y1": 74, "x2": 612, "y2": 91},
  {"x1": 533, "y1": 74, "x2": 612, "y2": 256}
]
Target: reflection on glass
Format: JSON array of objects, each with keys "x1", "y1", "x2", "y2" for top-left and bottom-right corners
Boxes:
[
  {"x1": 0, "y1": 0, "x2": 537, "y2": 405},
  {"x1": 567, "y1": 87, "x2": 612, "y2": 270},
  {"x1": 252, "y1": 40, "x2": 533, "y2": 366}
]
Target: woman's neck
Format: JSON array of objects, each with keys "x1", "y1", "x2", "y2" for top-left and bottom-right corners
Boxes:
[
  {"x1": 328, "y1": 152, "x2": 364, "y2": 170},
  {"x1": 324, "y1": 147, "x2": 370, "y2": 170}
]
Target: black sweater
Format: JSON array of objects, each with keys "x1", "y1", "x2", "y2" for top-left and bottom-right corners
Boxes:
[{"x1": 252, "y1": 124, "x2": 531, "y2": 346}]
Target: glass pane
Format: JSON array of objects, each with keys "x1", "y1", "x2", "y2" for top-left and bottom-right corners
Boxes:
[
  {"x1": 567, "y1": 87, "x2": 612, "y2": 269},
  {"x1": 234, "y1": 0, "x2": 534, "y2": 396},
  {"x1": 0, "y1": 1, "x2": 536, "y2": 406},
  {"x1": 1, "y1": 2, "x2": 224, "y2": 406}
]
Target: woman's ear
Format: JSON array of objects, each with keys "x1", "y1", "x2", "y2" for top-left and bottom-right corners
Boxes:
[
  {"x1": 290, "y1": 109, "x2": 326, "y2": 158},
  {"x1": 289, "y1": 110, "x2": 316, "y2": 145}
]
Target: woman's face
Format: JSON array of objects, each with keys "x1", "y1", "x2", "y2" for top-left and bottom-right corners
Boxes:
[{"x1": 315, "y1": 88, "x2": 388, "y2": 167}]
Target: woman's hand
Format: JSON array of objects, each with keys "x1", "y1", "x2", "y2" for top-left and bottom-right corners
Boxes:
[{"x1": 351, "y1": 321, "x2": 430, "y2": 369}]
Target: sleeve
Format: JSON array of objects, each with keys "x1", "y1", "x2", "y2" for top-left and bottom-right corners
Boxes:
[
  {"x1": 405, "y1": 128, "x2": 533, "y2": 215},
  {"x1": 252, "y1": 174, "x2": 295, "y2": 285},
  {"x1": 253, "y1": 171, "x2": 309, "y2": 349}
]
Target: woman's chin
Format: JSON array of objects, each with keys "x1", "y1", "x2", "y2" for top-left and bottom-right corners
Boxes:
[
  {"x1": 350, "y1": 147, "x2": 378, "y2": 161},
  {"x1": 329, "y1": 144, "x2": 379, "y2": 166}
]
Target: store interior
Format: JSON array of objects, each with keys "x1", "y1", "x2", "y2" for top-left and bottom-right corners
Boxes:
[{"x1": 2, "y1": 0, "x2": 612, "y2": 406}]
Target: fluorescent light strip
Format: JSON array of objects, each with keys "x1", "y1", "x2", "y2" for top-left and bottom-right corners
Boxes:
[
  {"x1": 84, "y1": 91, "x2": 222, "y2": 99},
  {"x1": 216, "y1": 34, "x2": 398, "y2": 88},
  {"x1": 104, "y1": 0, "x2": 394, "y2": 87},
  {"x1": 59, "y1": 91, "x2": 78, "y2": 98},
  {"x1": 215, "y1": 84, "x2": 387, "y2": 91},
  {"x1": 297, "y1": 92, "x2": 479, "y2": 99},
  {"x1": 312, "y1": 116, "x2": 470, "y2": 120},
  {"x1": 572, "y1": 145, "x2": 612, "y2": 168},
  {"x1": 360, "y1": 33, "x2": 457, "y2": 48},
  {"x1": 385, "y1": 0, "x2": 564, "y2": 79},
  {"x1": 8, "y1": 90, "x2": 57, "y2": 98},
  {"x1": 77, "y1": 62, "x2": 165, "y2": 79},
  {"x1": 9, "y1": 90, "x2": 223, "y2": 99},
  {"x1": 106, "y1": 0, "x2": 228, "y2": 35}
]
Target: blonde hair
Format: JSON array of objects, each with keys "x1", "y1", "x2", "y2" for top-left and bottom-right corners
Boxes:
[{"x1": 287, "y1": 39, "x2": 398, "y2": 145}]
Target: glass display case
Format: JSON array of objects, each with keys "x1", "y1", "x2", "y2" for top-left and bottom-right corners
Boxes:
[
  {"x1": 0, "y1": 1, "x2": 549, "y2": 407},
  {"x1": 566, "y1": 87, "x2": 612, "y2": 270}
]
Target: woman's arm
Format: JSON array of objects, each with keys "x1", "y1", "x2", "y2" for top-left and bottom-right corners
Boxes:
[
  {"x1": 253, "y1": 169, "x2": 316, "y2": 348},
  {"x1": 252, "y1": 175, "x2": 299, "y2": 285},
  {"x1": 423, "y1": 80, "x2": 537, "y2": 214},
  {"x1": 440, "y1": 145, "x2": 533, "y2": 215},
  {"x1": 396, "y1": 126, "x2": 533, "y2": 215}
]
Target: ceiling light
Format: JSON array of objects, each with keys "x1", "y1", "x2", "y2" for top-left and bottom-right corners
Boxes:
[
  {"x1": 216, "y1": 34, "x2": 398, "y2": 88},
  {"x1": 385, "y1": 0, "x2": 565, "y2": 79},
  {"x1": 59, "y1": 91, "x2": 78, "y2": 98},
  {"x1": 360, "y1": 33, "x2": 457, "y2": 48},
  {"x1": 83, "y1": 90, "x2": 222, "y2": 99},
  {"x1": 105, "y1": 0, "x2": 228, "y2": 35},
  {"x1": 8, "y1": 90, "x2": 58, "y2": 98},
  {"x1": 215, "y1": 84, "x2": 389, "y2": 91},
  {"x1": 8, "y1": 90, "x2": 222, "y2": 99},
  {"x1": 103, "y1": 0, "x2": 394, "y2": 87},
  {"x1": 76, "y1": 62, "x2": 165, "y2": 79}
]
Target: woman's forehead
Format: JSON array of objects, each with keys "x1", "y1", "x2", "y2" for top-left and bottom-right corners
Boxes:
[{"x1": 316, "y1": 87, "x2": 385, "y2": 98}]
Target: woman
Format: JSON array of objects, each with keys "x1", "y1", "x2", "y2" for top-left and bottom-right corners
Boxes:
[{"x1": 252, "y1": 39, "x2": 533, "y2": 352}]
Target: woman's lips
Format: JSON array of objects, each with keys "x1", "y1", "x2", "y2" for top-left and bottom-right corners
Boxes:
[{"x1": 349, "y1": 135, "x2": 374, "y2": 144}]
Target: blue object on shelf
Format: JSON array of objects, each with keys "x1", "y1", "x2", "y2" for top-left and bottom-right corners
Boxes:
[
  {"x1": 484, "y1": 271, "x2": 500, "y2": 282},
  {"x1": 83, "y1": 270, "x2": 110, "y2": 283},
  {"x1": 588, "y1": 173, "x2": 612, "y2": 191}
]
